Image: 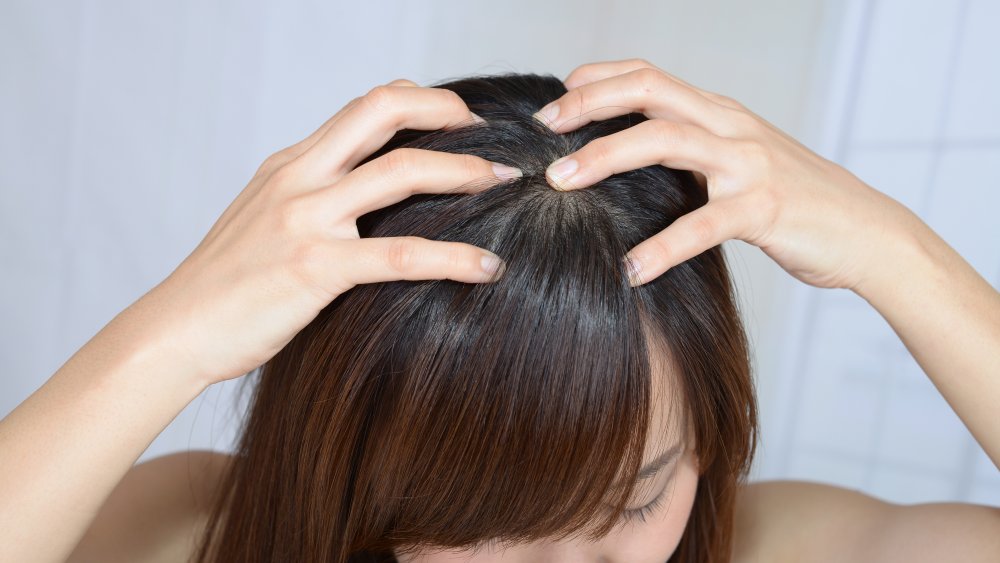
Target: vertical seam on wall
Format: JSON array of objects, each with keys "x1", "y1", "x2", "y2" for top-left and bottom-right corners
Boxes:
[
  {"x1": 775, "y1": 0, "x2": 877, "y2": 475},
  {"x1": 915, "y1": 0, "x2": 970, "y2": 219}
]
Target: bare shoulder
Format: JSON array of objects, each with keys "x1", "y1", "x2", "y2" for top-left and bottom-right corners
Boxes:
[
  {"x1": 67, "y1": 449, "x2": 234, "y2": 563},
  {"x1": 732, "y1": 479, "x2": 1000, "y2": 563},
  {"x1": 730, "y1": 479, "x2": 894, "y2": 563}
]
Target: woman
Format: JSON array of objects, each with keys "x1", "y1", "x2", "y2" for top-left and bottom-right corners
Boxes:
[{"x1": 3, "y1": 59, "x2": 998, "y2": 563}]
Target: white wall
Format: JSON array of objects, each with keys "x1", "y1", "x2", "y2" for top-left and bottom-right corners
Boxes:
[
  {"x1": 2, "y1": 0, "x2": 995, "y2": 506},
  {"x1": 757, "y1": 0, "x2": 1000, "y2": 506}
]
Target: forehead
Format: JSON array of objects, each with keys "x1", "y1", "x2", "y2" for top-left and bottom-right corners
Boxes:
[
  {"x1": 601, "y1": 328, "x2": 689, "y2": 497},
  {"x1": 644, "y1": 330, "x2": 689, "y2": 455}
]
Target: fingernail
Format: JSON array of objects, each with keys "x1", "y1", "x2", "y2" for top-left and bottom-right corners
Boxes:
[
  {"x1": 624, "y1": 254, "x2": 643, "y2": 286},
  {"x1": 533, "y1": 103, "x2": 560, "y2": 128},
  {"x1": 491, "y1": 162, "x2": 523, "y2": 180},
  {"x1": 481, "y1": 253, "x2": 505, "y2": 279},
  {"x1": 546, "y1": 156, "x2": 578, "y2": 190},
  {"x1": 469, "y1": 112, "x2": 487, "y2": 124}
]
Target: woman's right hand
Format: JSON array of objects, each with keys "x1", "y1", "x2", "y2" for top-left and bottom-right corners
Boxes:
[{"x1": 133, "y1": 79, "x2": 519, "y2": 387}]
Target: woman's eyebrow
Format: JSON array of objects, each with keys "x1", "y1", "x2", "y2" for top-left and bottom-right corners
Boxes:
[
  {"x1": 609, "y1": 442, "x2": 683, "y2": 492},
  {"x1": 635, "y1": 443, "x2": 683, "y2": 481}
]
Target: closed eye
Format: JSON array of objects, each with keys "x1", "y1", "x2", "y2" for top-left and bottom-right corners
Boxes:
[
  {"x1": 616, "y1": 460, "x2": 679, "y2": 526},
  {"x1": 618, "y1": 486, "x2": 668, "y2": 525}
]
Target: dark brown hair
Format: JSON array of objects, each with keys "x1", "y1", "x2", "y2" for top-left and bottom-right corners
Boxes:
[{"x1": 192, "y1": 72, "x2": 758, "y2": 563}]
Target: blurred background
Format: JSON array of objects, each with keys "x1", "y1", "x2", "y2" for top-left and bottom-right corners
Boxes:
[{"x1": 2, "y1": 0, "x2": 998, "y2": 506}]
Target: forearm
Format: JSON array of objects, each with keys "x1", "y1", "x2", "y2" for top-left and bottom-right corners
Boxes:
[
  {"x1": 0, "y1": 296, "x2": 209, "y2": 563},
  {"x1": 854, "y1": 206, "x2": 1000, "y2": 470}
]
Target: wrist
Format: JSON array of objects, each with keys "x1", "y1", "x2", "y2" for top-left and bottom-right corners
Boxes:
[
  {"x1": 850, "y1": 202, "x2": 945, "y2": 306},
  {"x1": 102, "y1": 297, "x2": 214, "y2": 398}
]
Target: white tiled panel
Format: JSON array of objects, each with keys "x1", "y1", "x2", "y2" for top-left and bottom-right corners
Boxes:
[
  {"x1": 767, "y1": 0, "x2": 1000, "y2": 507},
  {"x1": 850, "y1": 0, "x2": 966, "y2": 145},
  {"x1": 842, "y1": 146, "x2": 934, "y2": 214},
  {"x1": 945, "y1": 0, "x2": 1000, "y2": 141}
]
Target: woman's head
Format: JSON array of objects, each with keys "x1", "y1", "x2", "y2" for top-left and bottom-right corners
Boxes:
[{"x1": 194, "y1": 72, "x2": 757, "y2": 563}]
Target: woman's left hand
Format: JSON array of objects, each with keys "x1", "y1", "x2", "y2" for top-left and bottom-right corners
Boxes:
[{"x1": 532, "y1": 58, "x2": 925, "y2": 291}]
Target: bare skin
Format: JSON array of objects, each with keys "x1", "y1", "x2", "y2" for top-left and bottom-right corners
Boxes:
[
  {"x1": 3, "y1": 60, "x2": 1000, "y2": 562},
  {"x1": 66, "y1": 449, "x2": 1000, "y2": 562}
]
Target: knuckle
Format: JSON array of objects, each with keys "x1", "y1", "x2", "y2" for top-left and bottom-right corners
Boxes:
[
  {"x1": 650, "y1": 119, "x2": 686, "y2": 147},
  {"x1": 690, "y1": 210, "x2": 722, "y2": 244},
  {"x1": 457, "y1": 152, "x2": 484, "y2": 179},
  {"x1": 712, "y1": 109, "x2": 754, "y2": 139},
  {"x1": 565, "y1": 62, "x2": 607, "y2": 88},
  {"x1": 634, "y1": 67, "x2": 667, "y2": 94},
  {"x1": 726, "y1": 97, "x2": 749, "y2": 112},
  {"x1": 344, "y1": 95, "x2": 364, "y2": 111},
  {"x1": 267, "y1": 162, "x2": 300, "y2": 190},
  {"x1": 274, "y1": 194, "x2": 313, "y2": 234},
  {"x1": 439, "y1": 88, "x2": 465, "y2": 107},
  {"x1": 735, "y1": 140, "x2": 771, "y2": 171},
  {"x1": 562, "y1": 67, "x2": 584, "y2": 86},
  {"x1": 566, "y1": 83, "x2": 588, "y2": 113},
  {"x1": 257, "y1": 151, "x2": 286, "y2": 177},
  {"x1": 259, "y1": 146, "x2": 304, "y2": 181},
  {"x1": 585, "y1": 136, "x2": 615, "y2": 166},
  {"x1": 290, "y1": 239, "x2": 325, "y2": 280},
  {"x1": 430, "y1": 87, "x2": 467, "y2": 115},
  {"x1": 445, "y1": 243, "x2": 468, "y2": 274},
  {"x1": 728, "y1": 107, "x2": 760, "y2": 133},
  {"x1": 569, "y1": 61, "x2": 598, "y2": 78},
  {"x1": 386, "y1": 236, "x2": 420, "y2": 274},
  {"x1": 632, "y1": 57, "x2": 656, "y2": 70},
  {"x1": 362, "y1": 85, "x2": 396, "y2": 114},
  {"x1": 713, "y1": 92, "x2": 746, "y2": 110},
  {"x1": 643, "y1": 235, "x2": 670, "y2": 259},
  {"x1": 377, "y1": 148, "x2": 419, "y2": 181}
]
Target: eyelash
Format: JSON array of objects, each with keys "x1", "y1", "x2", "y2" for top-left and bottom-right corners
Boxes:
[{"x1": 618, "y1": 486, "x2": 667, "y2": 526}]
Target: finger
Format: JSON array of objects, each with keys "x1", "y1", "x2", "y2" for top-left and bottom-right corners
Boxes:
[
  {"x1": 624, "y1": 200, "x2": 743, "y2": 287},
  {"x1": 564, "y1": 58, "x2": 695, "y2": 92},
  {"x1": 256, "y1": 105, "x2": 356, "y2": 176},
  {"x1": 260, "y1": 79, "x2": 421, "y2": 173},
  {"x1": 315, "y1": 148, "x2": 521, "y2": 218},
  {"x1": 343, "y1": 236, "x2": 506, "y2": 286},
  {"x1": 562, "y1": 58, "x2": 744, "y2": 111},
  {"x1": 534, "y1": 67, "x2": 740, "y2": 138},
  {"x1": 287, "y1": 79, "x2": 422, "y2": 156},
  {"x1": 288, "y1": 85, "x2": 484, "y2": 189},
  {"x1": 543, "y1": 119, "x2": 737, "y2": 191}
]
